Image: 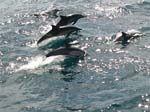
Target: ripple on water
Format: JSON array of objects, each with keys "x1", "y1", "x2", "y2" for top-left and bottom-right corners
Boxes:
[
  {"x1": 94, "y1": 5, "x2": 131, "y2": 19},
  {"x1": 1, "y1": 0, "x2": 150, "y2": 112}
]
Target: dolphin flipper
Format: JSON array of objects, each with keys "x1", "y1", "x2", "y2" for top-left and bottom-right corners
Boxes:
[
  {"x1": 66, "y1": 32, "x2": 72, "y2": 38},
  {"x1": 72, "y1": 20, "x2": 78, "y2": 25}
]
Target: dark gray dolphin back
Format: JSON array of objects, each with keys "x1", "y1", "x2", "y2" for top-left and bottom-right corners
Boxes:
[
  {"x1": 56, "y1": 14, "x2": 85, "y2": 27},
  {"x1": 37, "y1": 25, "x2": 59, "y2": 44},
  {"x1": 46, "y1": 47, "x2": 85, "y2": 58}
]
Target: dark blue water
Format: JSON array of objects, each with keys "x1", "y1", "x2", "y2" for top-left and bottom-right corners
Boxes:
[{"x1": 1, "y1": 0, "x2": 150, "y2": 112}]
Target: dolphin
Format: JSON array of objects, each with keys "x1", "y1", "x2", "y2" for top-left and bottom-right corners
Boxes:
[
  {"x1": 113, "y1": 30, "x2": 143, "y2": 44},
  {"x1": 37, "y1": 25, "x2": 82, "y2": 44},
  {"x1": 56, "y1": 14, "x2": 86, "y2": 27},
  {"x1": 46, "y1": 47, "x2": 86, "y2": 58}
]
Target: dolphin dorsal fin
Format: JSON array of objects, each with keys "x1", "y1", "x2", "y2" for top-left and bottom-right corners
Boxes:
[
  {"x1": 60, "y1": 15, "x2": 67, "y2": 19},
  {"x1": 122, "y1": 32, "x2": 126, "y2": 37},
  {"x1": 51, "y1": 25, "x2": 58, "y2": 30}
]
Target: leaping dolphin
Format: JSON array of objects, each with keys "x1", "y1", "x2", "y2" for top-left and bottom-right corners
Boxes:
[
  {"x1": 37, "y1": 25, "x2": 82, "y2": 44},
  {"x1": 56, "y1": 14, "x2": 86, "y2": 27}
]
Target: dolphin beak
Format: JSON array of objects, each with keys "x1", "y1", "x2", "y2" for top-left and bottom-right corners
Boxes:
[{"x1": 82, "y1": 15, "x2": 87, "y2": 18}]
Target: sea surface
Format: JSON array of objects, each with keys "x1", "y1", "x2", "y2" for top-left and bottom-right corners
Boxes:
[{"x1": 1, "y1": 0, "x2": 150, "y2": 112}]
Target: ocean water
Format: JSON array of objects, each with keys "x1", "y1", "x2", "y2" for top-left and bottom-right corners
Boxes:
[{"x1": 1, "y1": 0, "x2": 150, "y2": 112}]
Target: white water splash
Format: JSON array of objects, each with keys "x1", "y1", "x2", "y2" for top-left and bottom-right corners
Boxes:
[
  {"x1": 26, "y1": 41, "x2": 38, "y2": 48},
  {"x1": 126, "y1": 29, "x2": 143, "y2": 36},
  {"x1": 17, "y1": 55, "x2": 65, "y2": 71}
]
